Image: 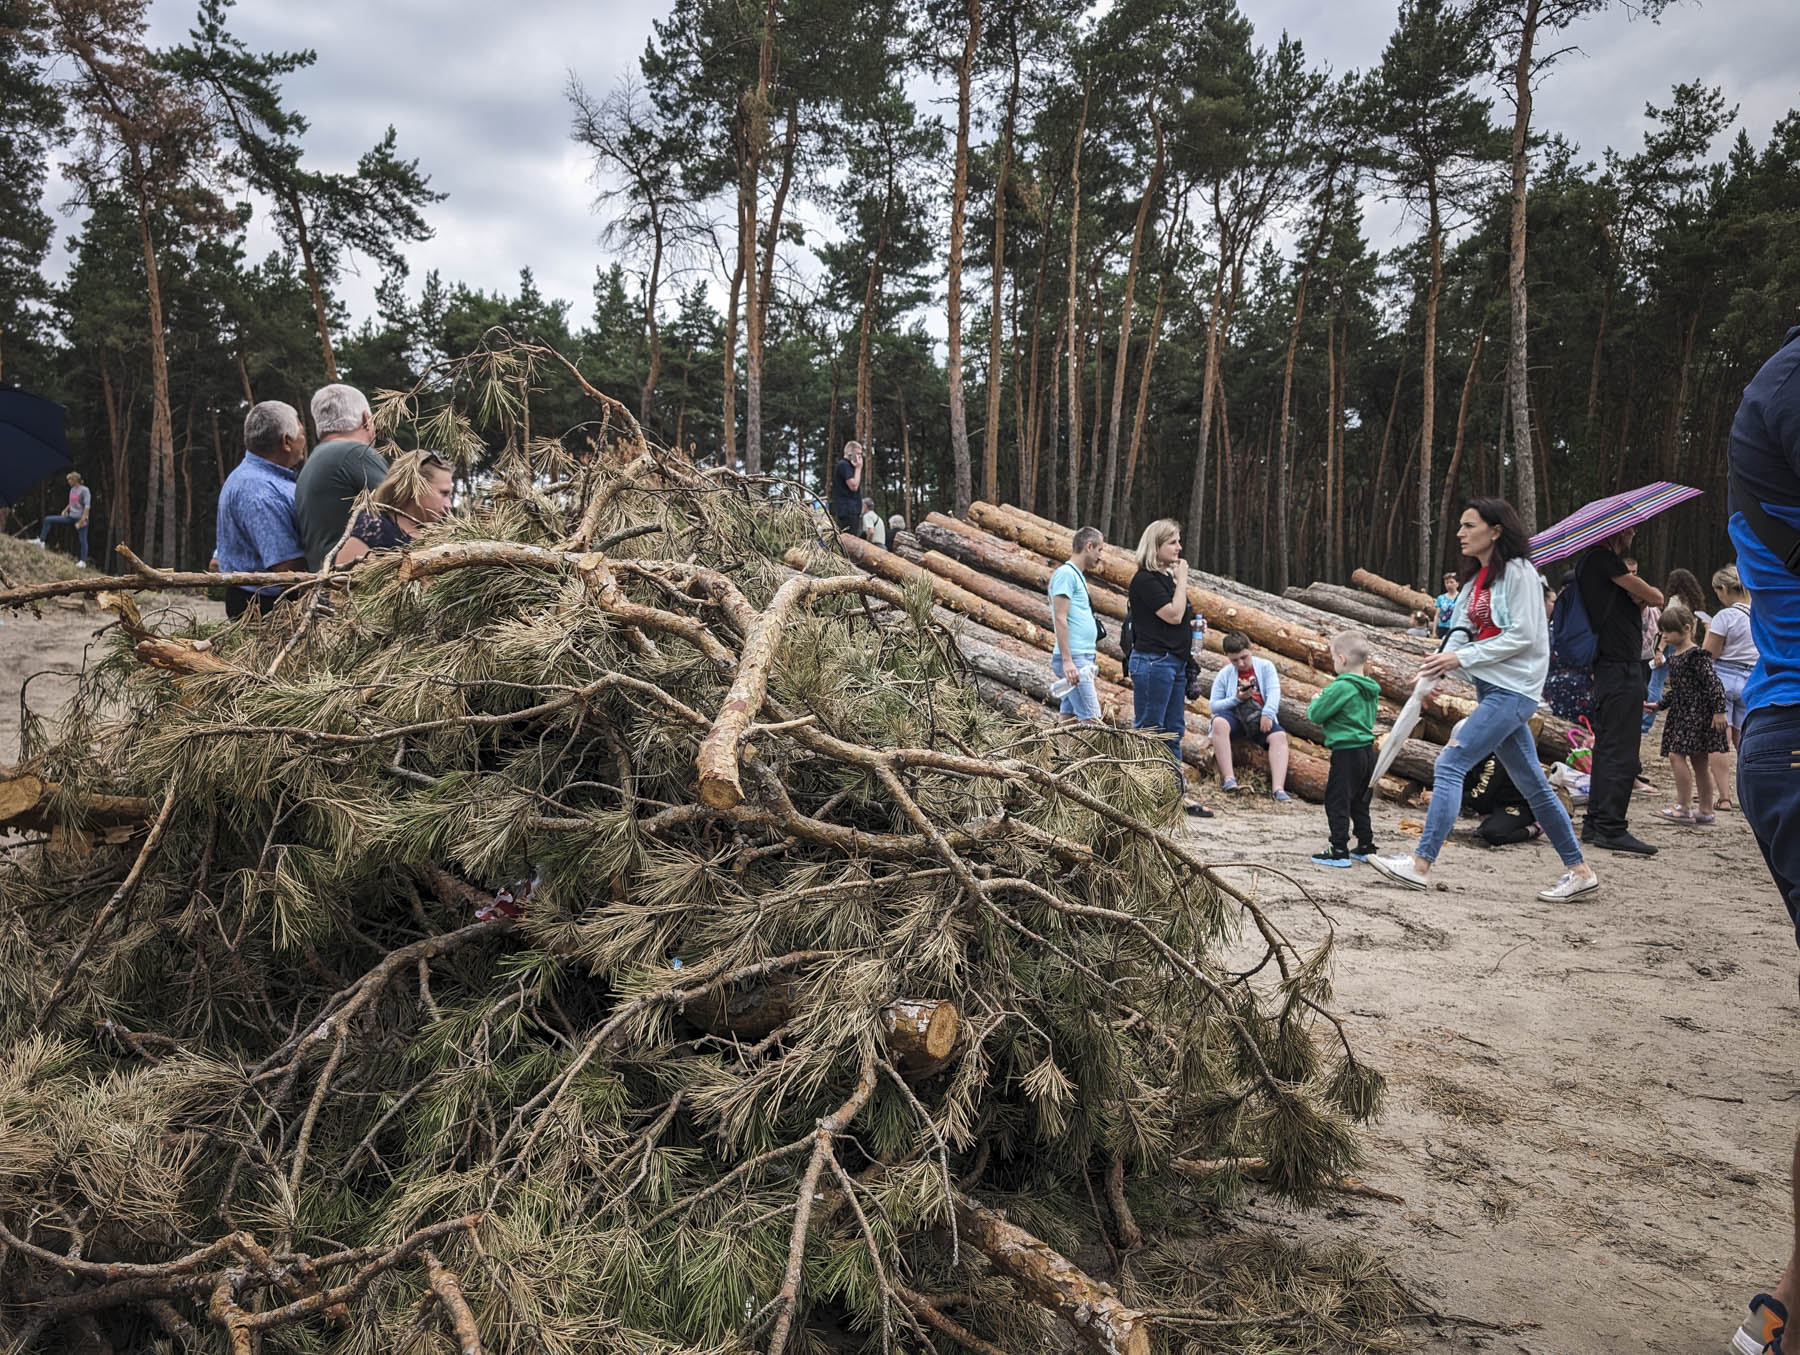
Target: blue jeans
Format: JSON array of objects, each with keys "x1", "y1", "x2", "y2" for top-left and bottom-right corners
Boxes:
[
  {"x1": 1129, "y1": 651, "x2": 1187, "y2": 790},
  {"x1": 1415, "y1": 677, "x2": 1583, "y2": 868},
  {"x1": 1739, "y1": 704, "x2": 1800, "y2": 948},
  {"x1": 1051, "y1": 651, "x2": 1100, "y2": 720},
  {"x1": 1643, "y1": 645, "x2": 1673, "y2": 733},
  {"x1": 41, "y1": 514, "x2": 88, "y2": 564}
]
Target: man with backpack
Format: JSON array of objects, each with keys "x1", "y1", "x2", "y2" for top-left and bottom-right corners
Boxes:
[
  {"x1": 1723, "y1": 324, "x2": 1800, "y2": 1355},
  {"x1": 1573, "y1": 527, "x2": 1664, "y2": 854}
]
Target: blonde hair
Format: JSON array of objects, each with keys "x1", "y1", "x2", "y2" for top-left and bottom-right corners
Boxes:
[
  {"x1": 371, "y1": 449, "x2": 451, "y2": 516},
  {"x1": 1659, "y1": 600, "x2": 1695, "y2": 636},
  {"x1": 1133, "y1": 518, "x2": 1181, "y2": 573},
  {"x1": 1712, "y1": 564, "x2": 1746, "y2": 600},
  {"x1": 1331, "y1": 630, "x2": 1370, "y2": 665}
]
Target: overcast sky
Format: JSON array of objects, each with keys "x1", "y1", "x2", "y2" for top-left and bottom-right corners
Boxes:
[{"x1": 90, "y1": 0, "x2": 1800, "y2": 329}]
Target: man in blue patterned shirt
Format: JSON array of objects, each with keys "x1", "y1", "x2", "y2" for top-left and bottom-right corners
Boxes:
[{"x1": 215, "y1": 401, "x2": 307, "y2": 619}]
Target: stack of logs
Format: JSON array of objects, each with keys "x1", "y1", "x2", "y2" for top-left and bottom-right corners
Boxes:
[{"x1": 810, "y1": 502, "x2": 1574, "y2": 806}]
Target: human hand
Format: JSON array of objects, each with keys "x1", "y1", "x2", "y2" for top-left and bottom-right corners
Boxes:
[
  {"x1": 1642, "y1": 701, "x2": 1657, "y2": 714},
  {"x1": 1260, "y1": 715, "x2": 1274, "y2": 734},
  {"x1": 1713, "y1": 712, "x2": 1728, "y2": 730},
  {"x1": 1419, "y1": 650, "x2": 1462, "y2": 679}
]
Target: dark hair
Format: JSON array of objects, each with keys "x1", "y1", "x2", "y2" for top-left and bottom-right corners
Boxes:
[
  {"x1": 1457, "y1": 498, "x2": 1533, "y2": 584},
  {"x1": 1222, "y1": 631, "x2": 1251, "y2": 654},
  {"x1": 1664, "y1": 567, "x2": 1706, "y2": 615}
]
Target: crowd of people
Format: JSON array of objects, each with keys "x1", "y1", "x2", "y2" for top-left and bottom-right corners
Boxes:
[{"x1": 210, "y1": 384, "x2": 454, "y2": 616}]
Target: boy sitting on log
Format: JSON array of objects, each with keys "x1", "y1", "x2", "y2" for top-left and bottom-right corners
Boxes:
[{"x1": 1210, "y1": 632, "x2": 1292, "y2": 803}]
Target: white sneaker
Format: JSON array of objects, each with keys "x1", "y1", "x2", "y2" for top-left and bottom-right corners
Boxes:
[
  {"x1": 31, "y1": 539, "x2": 44, "y2": 548},
  {"x1": 1368, "y1": 854, "x2": 1430, "y2": 890},
  {"x1": 76, "y1": 561, "x2": 86, "y2": 569},
  {"x1": 1537, "y1": 870, "x2": 1600, "y2": 902}
]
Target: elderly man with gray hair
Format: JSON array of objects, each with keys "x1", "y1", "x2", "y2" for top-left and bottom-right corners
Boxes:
[
  {"x1": 216, "y1": 400, "x2": 308, "y2": 619},
  {"x1": 294, "y1": 383, "x2": 388, "y2": 569}
]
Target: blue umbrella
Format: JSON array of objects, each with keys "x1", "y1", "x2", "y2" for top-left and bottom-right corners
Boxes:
[{"x1": 0, "y1": 386, "x2": 73, "y2": 508}]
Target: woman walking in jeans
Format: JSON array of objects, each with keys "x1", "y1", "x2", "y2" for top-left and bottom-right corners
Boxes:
[
  {"x1": 1127, "y1": 518, "x2": 1211, "y2": 818},
  {"x1": 1369, "y1": 498, "x2": 1599, "y2": 902}
]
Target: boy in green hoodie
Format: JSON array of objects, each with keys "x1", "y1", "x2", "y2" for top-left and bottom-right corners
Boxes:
[{"x1": 1308, "y1": 631, "x2": 1382, "y2": 867}]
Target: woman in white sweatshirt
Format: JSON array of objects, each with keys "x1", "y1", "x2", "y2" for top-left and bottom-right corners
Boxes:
[{"x1": 1370, "y1": 498, "x2": 1598, "y2": 903}]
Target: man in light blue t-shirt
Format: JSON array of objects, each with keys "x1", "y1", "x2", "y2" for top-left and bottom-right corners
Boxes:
[{"x1": 1048, "y1": 526, "x2": 1106, "y2": 720}]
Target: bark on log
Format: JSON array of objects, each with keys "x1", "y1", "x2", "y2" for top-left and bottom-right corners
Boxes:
[
  {"x1": 0, "y1": 768, "x2": 155, "y2": 835},
  {"x1": 832, "y1": 534, "x2": 1057, "y2": 657},
  {"x1": 952, "y1": 1192, "x2": 1152, "y2": 1355},
  {"x1": 684, "y1": 980, "x2": 793, "y2": 1040},
  {"x1": 1285, "y1": 585, "x2": 1414, "y2": 631},
  {"x1": 1352, "y1": 568, "x2": 1436, "y2": 615},
  {"x1": 881, "y1": 999, "x2": 961, "y2": 1075}
]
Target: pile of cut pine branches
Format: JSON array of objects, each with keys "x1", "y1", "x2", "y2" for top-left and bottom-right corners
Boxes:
[{"x1": 0, "y1": 342, "x2": 1396, "y2": 1355}]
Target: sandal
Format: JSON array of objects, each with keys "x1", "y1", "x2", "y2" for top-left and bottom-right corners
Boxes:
[
  {"x1": 1657, "y1": 806, "x2": 1694, "y2": 823},
  {"x1": 1691, "y1": 811, "x2": 1717, "y2": 825},
  {"x1": 1715, "y1": 797, "x2": 1734, "y2": 812}
]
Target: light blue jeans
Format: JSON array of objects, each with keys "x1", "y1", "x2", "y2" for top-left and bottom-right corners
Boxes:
[
  {"x1": 1415, "y1": 677, "x2": 1584, "y2": 868},
  {"x1": 1051, "y1": 651, "x2": 1100, "y2": 720}
]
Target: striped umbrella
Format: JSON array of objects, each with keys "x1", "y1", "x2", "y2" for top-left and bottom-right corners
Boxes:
[{"x1": 1527, "y1": 481, "x2": 1704, "y2": 567}]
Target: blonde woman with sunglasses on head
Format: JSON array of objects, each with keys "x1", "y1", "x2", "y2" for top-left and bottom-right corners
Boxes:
[{"x1": 331, "y1": 450, "x2": 455, "y2": 568}]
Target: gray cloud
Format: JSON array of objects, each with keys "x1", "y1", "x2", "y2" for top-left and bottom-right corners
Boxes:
[{"x1": 72, "y1": 0, "x2": 1797, "y2": 330}]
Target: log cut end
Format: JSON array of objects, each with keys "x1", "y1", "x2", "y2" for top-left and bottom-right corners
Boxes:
[{"x1": 882, "y1": 998, "x2": 960, "y2": 1072}]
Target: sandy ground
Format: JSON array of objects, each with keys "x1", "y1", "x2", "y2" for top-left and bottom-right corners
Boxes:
[
  {"x1": 0, "y1": 598, "x2": 223, "y2": 761},
  {"x1": 1195, "y1": 763, "x2": 1793, "y2": 1354},
  {"x1": 3, "y1": 603, "x2": 1788, "y2": 1353}
]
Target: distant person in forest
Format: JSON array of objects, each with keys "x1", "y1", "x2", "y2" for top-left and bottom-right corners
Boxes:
[
  {"x1": 861, "y1": 497, "x2": 885, "y2": 546},
  {"x1": 1126, "y1": 518, "x2": 1211, "y2": 818},
  {"x1": 1434, "y1": 572, "x2": 1460, "y2": 637},
  {"x1": 330, "y1": 450, "x2": 456, "y2": 568},
  {"x1": 1720, "y1": 322, "x2": 1800, "y2": 1355},
  {"x1": 295, "y1": 384, "x2": 388, "y2": 569},
  {"x1": 36, "y1": 472, "x2": 91, "y2": 567},
  {"x1": 1048, "y1": 526, "x2": 1104, "y2": 722},
  {"x1": 215, "y1": 401, "x2": 307, "y2": 619},
  {"x1": 1307, "y1": 630, "x2": 1379, "y2": 866},
  {"x1": 1210, "y1": 632, "x2": 1291, "y2": 802},
  {"x1": 1368, "y1": 498, "x2": 1597, "y2": 901},
  {"x1": 1576, "y1": 523, "x2": 1664, "y2": 853},
  {"x1": 829, "y1": 441, "x2": 864, "y2": 535}
]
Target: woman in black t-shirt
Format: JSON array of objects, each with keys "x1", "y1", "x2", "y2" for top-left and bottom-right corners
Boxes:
[{"x1": 1128, "y1": 518, "x2": 1210, "y2": 817}]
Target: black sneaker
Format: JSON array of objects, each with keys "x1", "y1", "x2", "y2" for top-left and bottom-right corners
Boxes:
[
  {"x1": 1592, "y1": 831, "x2": 1658, "y2": 856},
  {"x1": 1310, "y1": 849, "x2": 1353, "y2": 868}
]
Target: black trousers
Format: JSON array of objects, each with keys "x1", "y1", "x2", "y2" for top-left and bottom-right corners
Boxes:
[
  {"x1": 1325, "y1": 744, "x2": 1376, "y2": 853},
  {"x1": 224, "y1": 588, "x2": 276, "y2": 620},
  {"x1": 1584, "y1": 659, "x2": 1647, "y2": 837}
]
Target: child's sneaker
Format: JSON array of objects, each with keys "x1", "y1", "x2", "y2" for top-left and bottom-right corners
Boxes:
[
  {"x1": 1272, "y1": 789, "x2": 1292, "y2": 804},
  {"x1": 1349, "y1": 846, "x2": 1376, "y2": 862},
  {"x1": 1310, "y1": 849, "x2": 1353, "y2": 868},
  {"x1": 1733, "y1": 1293, "x2": 1786, "y2": 1355}
]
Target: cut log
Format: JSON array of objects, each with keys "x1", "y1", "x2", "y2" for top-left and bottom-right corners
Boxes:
[
  {"x1": 952, "y1": 1191, "x2": 1152, "y2": 1355},
  {"x1": 0, "y1": 767, "x2": 155, "y2": 835},
  {"x1": 1285, "y1": 584, "x2": 1414, "y2": 630},
  {"x1": 1352, "y1": 568, "x2": 1436, "y2": 615},
  {"x1": 830, "y1": 534, "x2": 1056, "y2": 657},
  {"x1": 684, "y1": 979, "x2": 794, "y2": 1040},
  {"x1": 881, "y1": 999, "x2": 961, "y2": 1074}
]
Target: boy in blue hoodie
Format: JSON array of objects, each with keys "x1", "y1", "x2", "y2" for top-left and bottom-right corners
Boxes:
[{"x1": 1307, "y1": 631, "x2": 1382, "y2": 867}]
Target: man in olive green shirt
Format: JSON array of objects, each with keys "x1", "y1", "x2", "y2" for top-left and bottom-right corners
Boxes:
[{"x1": 295, "y1": 383, "x2": 388, "y2": 568}]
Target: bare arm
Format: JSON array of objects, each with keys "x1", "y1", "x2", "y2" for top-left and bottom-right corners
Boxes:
[
  {"x1": 1052, "y1": 594, "x2": 1074, "y2": 659},
  {"x1": 1613, "y1": 572, "x2": 1664, "y2": 608},
  {"x1": 1702, "y1": 630, "x2": 1724, "y2": 659},
  {"x1": 1154, "y1": 563, "x2": 1188, "y2": 625}
]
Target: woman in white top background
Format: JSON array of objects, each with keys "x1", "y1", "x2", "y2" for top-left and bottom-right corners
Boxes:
[{"x1": 1704, "y1": 564, "x2": 1760, "y2": 808}]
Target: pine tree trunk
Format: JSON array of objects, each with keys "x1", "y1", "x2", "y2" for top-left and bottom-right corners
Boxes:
[
  {"x1": 1506, "y1": 0, "x2": 1540, "y2": 532},
  {"x1": 1018, "y1": 178, "x2": 1062, "y2": 513},
  {"x1": 1273, "y1": 187, "x2": 1334, "y2": 594},
  {"x1": 984, "y1": 47, "x2": 1020, "y2": 506},
  {"x1": 1117, "y1": 254, "x2": 1171, "y2": 540},
  {"x1": 738, "y1": 0, "x2": 779, "y2": 477},
  {"x1": 1062, "y1": 86, "x2": 1088, "y2": 526},
  {"x1": 1368, "y1": 354, "x2": 1406, "y2": 544},
  {"x1": 1418, "y1": 187, "x2": 1443, "y2": 588},
  {"x1": 1325, "y1": 314, "x2": 1337, "y2": 581},
  {"x1": 1334, "y1": 322, "x2": 1347, "y2": 581},
  {"x1": 288, "y1": 188, "x2": 339, "y2": 382},
  {"x1": 897, "y1": 382, "x2": 913, "y2": 528},
  {"x1": 722, "y1": 250, "x2": 745, "y2": 468},
  {"x1": 1436, "y1": 322, "x2": 1487, "y2": 563},
  {"x1": 946, "y1": 0, "x2": 982, "y2": 515},
  {"x1": 132, "y1": 184, "x2": 174, "y2": 567},
  {"x1": 855, "y1": 218, "x2": 889, "y2": 450},
  {"x1": 1099, "y1": 111, "x2": 1163, "y2": 538},
  {"x1": 1185, "y1": 266, "x2": 1227, "y2": 556},
  {"x1": 642, "y1": 211, "x2": 664, "y2": 427}
]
